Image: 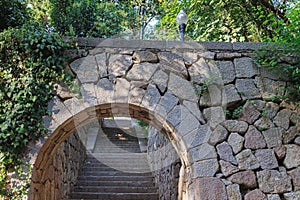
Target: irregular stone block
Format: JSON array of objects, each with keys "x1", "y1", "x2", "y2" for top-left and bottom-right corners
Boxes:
[
  {"x1": 284, "y1": 144, "x2": 300, "y2": 169},
  {"x1": 126, "y1": 63, "x2": 158, "y2": 81},
  {"x1": 257, "y1": 169, "x2": 292, "y2": 193},
  {"x1": 283, "y1": 191, "x2": 300, "y2": 200},
  {"x1": 95, "y1": 53, "x2": 108, "y2": 78},
  {"x1": 290, "y1": 112, "x2": 300, "y2": 126},
  {"x1": 274, "y1": 146, "x2": 286, "y2": 160},
  {"x1": 183, "y1": 100, "x2": 205, "y2": 124},
  {"x1": 70, "y1": 56, "x2": 99, "y2": 83},
  {"x1": 234, "y1": 57, "x2": 258, "y2": 78},
  {"x1": 217, "y1": 53, "x2": 241, "y2": 60},
  {"x1": 255, "y1": 77, "x2": 286, "y2": 100},
  {"x1": 128, "y1": 87, "x2": 145, "y2": 105},
  {"x1": 183, "y1": 52, "x2": 198, "y2": 65},
  {"x1": 283, "y1": 126, "x2": 299, "y2": 144},
  {"x1": 188, "y1": 143, "x2": 217, "y2": 163},
  {"x1": 203, "y1": 106, "x2": 226, "y2": 128},
  {"x1": 254, "y1": 117, "x2": 275, "y2": 130},
  {"x1": 188, "y1": 124, "x2": 212, "y2": 148},
  {"x1": 199, "y1": 51, "x2": 215, "y2": 59},
  {"x1": 158, "y1": 52, "x2": 188, "y2": 78},
  {"x1": 217, "y1": 142, "x2": 237, "y2": 165},
  {"x1": 244, "y1": 125, "x2": 266, "y2": 149},
  {"x1": 217, "y1": 61, "x2": 235, "y2": 84},
  {"x1": 222, "y1": 120, "x2": 248, "y2": 134},
  {"x1": 228, "y1": 133, "x2": 244, "y2": 154},
  {"x1": 133, "y1": 51, "x2": 158, "y2": 63},
  {"x1": 236, "y1": 149, "x2": 260, "y2": 170},
  {"x1": 113, "y1": 78, "x2": 130, "y2": 103},
  {"x1": 108, "y1": 54, "x2": 133, "y2": 77},
  {"x1": 192, "y1": 159, "x2": 219, "y2": 178},
  {"x1": 235, "y1": 79, "x2": 261, "y2": 100},
  {"x1": 244, "y1": 189, "x2": 267, "y2": 200},
  {"x1": 151, "y1": 70, "x2": 168, "y2": 93},
  {"x1": 267, "y1": 194, "x2": 281, "y2": 200},
  {"x1": 176, "y1": 111, "x2": 200, "y2": 137},
  {"x1": 209, "y1": 124, "x2": 228, "y2": 146},
  {"x1": 228, "y1": 170, "x2": 257, "y2": 189},
  {"x1": 141, "y1": 84, "x2": 160, "y2": 111},
  {"x1": 295, "y1": 136, "x2": 300, "y2": 145},
  {"x1": 80, "y1": 83, "x2": 97, "y2": 107},
  {"x1": 168, "y1": 73, "x2": 198, "y2": 102},
  {"x1": 226, "y1": 184, "x2": 242, "y2": 200},
  {"x1": 274, "y1": 109, "x2": 292, "y2": 130},
  {"x1": 157, "y1": 92, "x2": 179, "y2": 114},
  {"x1": 255, "y1": 149, "x2": 278, "y2": 169},
  {"x1": 262, "y1": 128, "x2": 283, "y2": 148},
  {"x1": 287, "y1": 167, "x2": 300, "y2": 191},
  {"x1": 223, "y1": 84, "x2": 241, "y2": 106},
  {"x1": 200, "y1": 84, "x2": 224, "y2": 107},
  {"x1": 95, "y1": 78, "x2": 114, "y2": 104},
  {"x1": 239, "y1": 101, "x2": 261, "y2": 124},
  {"x1": 219, "y1": 160, "x2": 239, "y2": 177},
  {"x1": 190, "y1": 177, "x2": 227, "y2": 200},
  {"x1": 265, "y1": 102, "x2": 279, "y2": 119},
  {"x1": 188, "y1": 57, "x2": 210, "y2": 83},
  {"x1": 166, "y1": 105, "x2": 189, "y2": 127}
]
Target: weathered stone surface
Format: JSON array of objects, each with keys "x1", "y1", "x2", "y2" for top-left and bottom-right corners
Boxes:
[
  {"x1": 223, "y1": 84, "x2": 241, "y2": 106},
  {"x1": 126, "y1": 63, "x2": 158, "y2": 81},
  {"x1": 157, "y1": 92, "x2": 179, "y2": 114},
  {"x1": 176, "y1": 110, "x2": 200, "y2": 137},
  {"x1": 257, "y1": 169, "x2": 292, "y2": 193},
  {"x1": 295, "y1": 137, "x2": 300, "y2": 145},
  {"x1": 168, "y1": 73, "x2": 198, "y2": 102},
  {"x1": 245, "y1": 189, "x2": 267, "y2": 200},
  {"x1": 222, "y1": 120, "x2": 248, "y2": 134},
  {"x1": 267, "y1": 194, "x2": 281, "y2": 200},
  {"x1": 235, "y1": 79, "x2": 261, "y2": 100},
  {"x1": 193, "y1": 159, "x2": 219, "y2": 178},
  {"x1": 203, "y1": 106, "x2": 226, "y2": 128},
  {"x1": 244, "y1": 125, "x2": 266, "y2": 149},
  {"x1": 190, "y1": 177, "x2": 228, "y2": 200},
  {"x1": 217, "y1": 61, "x2": 235, "y2": 84},
  {"x1": 183, "y1": 100, "x2": 205, "y2": 124},
  {"x1": 234, "y1": 57, "x2": 258, "y2": 78},
  {"x1": 189, "y1": 143, "x2": 217, "y2": 163},
  {"x1": 95, "y1": 53, "x2": 108, "y2": 78},
  {"x1": 183, "y1": 52, "x2": 198, "y2": 65},
  {"x1": 217, "y1": 53, "x2": 241, "y2": 60},
  {"x1": 63, "y1": 97, "x2": 85, "y2": 116},
  {"x1": 228, "y1": 170, "x2": 257, "y2": 189},
  {"x1": 158, "y1": 52, "x2": 188, "y2": 78},
  {"x1": 239, "y1": 101, "x2": 261, "y2": 124},
  {"x1": 95, "y1": 78, "x2": 114, "y2": 104},
  {"x1": 283, "y1": 126, "x2": 299, "y2": 144},
  {"x1": 255, "y1": 77, "x2": 286, "y2": 100},
  {"x1": 290, "y1": 112, "x2": 300, "y2": 126},
  {"x1": 200, "y1": 84, "x2": 223, "y2": 107},
  {"x1": 283, "y1": 191, "x2": 300, "y2": 200},
  {"x1": 274, "y1": 146, "x2": 286, "y2": 160},
  {"x1": 262, "y1": 128, "x2": 283, "y2": 148},
  {"x1": 236, "y1": 149, "x2": 260, "y2": 170},
  {"x1": 54, "y1": 82, "x2": 77, "y2": 100},
  {"x1": 228, "y1": 133, "x2": 244, "y2": 154},
  {"x1": 287, "y1": 167, "x2": 300, "y2": 190},
  {"x1": 151, "y1": 70, "x2": 168, "y2": 93},
  {"x1": 219, "y1": 160, "x2": 239, "y2": 177},
  {"x1": 166, "y1": 105, "x2": 189, "y2": 127},
  {"x1": 255, "y1": 149, "x2": 278, "y2": 169},
  {"x1": 108, "y1": 54, "x2": 133, "y2": 77},
  {"x1": 199, "y1": 51, "x2": 215, "y2": 59},
  {"x1": 226, "y1": 184, "x2": 242, "y2": 200},
  {"x1": 188, "y1": 57, "x2": 210, "y2": 83},
  {"x1": 254, "y1": 117, "x2": 275, "y2": 130},
  {"x1": 265, "y1": 102, "x2": 280, "y2": 119},
  {"x1": 113, "y1": 78, "x2": 130, "y2": 103},
  {"x1": 133, "y1": 51, "x2": 158, "y2": 63},
  {"x1": 188, "y1": 124, "x2": 212, "y2": 148},
  {"x1": 284, "y1": 144, "x2": 300, "y2": 169},
  {"x1": 70, "y1": 56, "x2": 99, "y2": 83},
  {"x1": 216, "y1": 142, "x2": 237, "y2": 165},
  {"x1": 274, "y1": 109, "x2": 292, "y2": 130},
  {"x1": 209, "y1": 125, "x2": 228, "y2": 145},
  {"x1": 80, "y1": 83, "x2": 97, "y2": 106},
  {"x1": 128, "y1": 87, "x2": 145, "y2": 105},
  {"x1": 141, "y1": 84, "x2": 160, "y2": 110}
]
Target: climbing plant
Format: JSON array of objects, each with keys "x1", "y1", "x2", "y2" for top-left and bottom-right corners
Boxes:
[{"x1": 0, "y1": 22, "x2": 73, "y2": 198}]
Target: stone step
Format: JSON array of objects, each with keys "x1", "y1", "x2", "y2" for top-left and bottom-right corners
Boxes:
[
  {"x1": 78, "y1": 171, "x2": 153, "y2": 176},
  {"x1": 69, "y1": 192, "x2": 159, "y2": 200},
  {"x1": 73, "y1": 186, "x2": 158, "y2": 193},
  {"x1": 74, "y1": 180, "x2": 156, "y2": 187},
  {"x1": 77, "y1": 175, "x2": 154, "y2": 182}
]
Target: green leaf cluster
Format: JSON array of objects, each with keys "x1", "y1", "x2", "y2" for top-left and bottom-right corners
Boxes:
[{"x1": 0, "y1": 23, "x2": 71, "y2": 198}]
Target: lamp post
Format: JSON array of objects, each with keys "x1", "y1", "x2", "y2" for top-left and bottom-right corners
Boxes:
[{"x1": 176, "y1": 10, "x2": 188, "y2": 41}]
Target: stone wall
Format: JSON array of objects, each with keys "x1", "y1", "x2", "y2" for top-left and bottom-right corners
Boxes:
[
  {"x1": 147, "y1": 126, "x2": 182, "y2": 200},
  {"x1": 30, "y1": 132, "x2": 86, "y2": 199}
]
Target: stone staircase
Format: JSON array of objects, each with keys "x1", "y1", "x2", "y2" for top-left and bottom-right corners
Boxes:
[{"x1": 69, "y1": 120, "x2": 158, "y2": 200}]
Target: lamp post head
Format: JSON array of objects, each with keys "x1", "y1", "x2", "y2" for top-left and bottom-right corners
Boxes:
[{"x1": 176, "y1": 10, "x2": 188, "y2": 41}]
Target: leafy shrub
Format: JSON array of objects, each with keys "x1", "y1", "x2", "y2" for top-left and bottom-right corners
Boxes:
[{"x1": 0, "y1": 22, "x2": 72, "y2": 197}]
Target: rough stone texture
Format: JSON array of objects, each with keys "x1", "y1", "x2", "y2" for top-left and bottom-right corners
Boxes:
[
  {"x1": 226, "y1": 184, "x2": 241, "y2": 200},
  {"x1": 244, "y1": 189, "x2": 267, "y2": 200},
  {"x1": 224, "y1": 84, "x2": 241, "y2": 106},
  {"x1": 283, "y1": 126, "x2": 299, "y2": 144},
  {"x1": 283, "y1": 191, "x2": 300, "y2": 200},
  {"x1": 239, "y1": 102, "x2": 261, "y2": 124},
  {"x1": 152, "y1": 70, "x2": 168, "y2": 93},
  {"x1": 133, "y1": 51, "x2": 158, "y2": 63},
  {"x1": 234, "y1": 57, "x2": 258, "y2": 78},
  {"x1": 274, "y1": 146, "x2": 286, "y2": 160},
  {"x1": 244, "y1": 125, "x2": 266, "y2": 149},
  {"x1": 216, "y1": 142, "x2": 237, "y2": 165},
  {"x1": 236, "y1": 149, "x2": 260, "y2": 170},
  {"x1": 290, "y1": 112, "x2": 300, "y2": 126},
  {"x1": 95, "y1": 53, "x2": 108, "y2": 78},
  {"x1": 193, "y1": 159, "x2": 219, "y2": 178},
  {"x1": 70, "y1": 56, "x2": 99, "y2": 83},
  {"x1": 228, "y1": 133, "x2": 244, "y2": 154},
  {"x1": 257, "y1": 168, "x2": 292, "y2": 194},
  {"x1": 188, "y1": 57, "x2": 210, "y2": 83},
  {"x1": 209, "y1": 125, "x2": 228, "y2": 145},
  {"x1": 168, "y1": 73, "x2": 198, "y2": 102},
  {"x1": 262, "y1": 128, "x2": 283, "y2": 148},
  {"x1": 141, "y1": 84, "x2": 161, "y2": 110},
  {"x1": 217, "y1": 61, "x2": 236, "y2": 84},
  {"x1": 189, "y1": 143, "x2": 217, "y2": 163},
  {"x1": 274, "y1": 109, "x2": 292, "y2": 130},
  {"x1": 158, "y1": 52, "x2": 188, "y2": 78},
  {"x1": 295, "y1": 137, "x2": 300, "y2": 145},
  {"x1": 108, "y1": 54, "x2": 133, "y2": 77},
  {"x1": 203, "y1": 106, "x2": 226, "y2": 128},
  {"x1": 228, "y1": 170, "x2": 257, "y2": 189},
  {"x1": 183, "y1": 100, "x2": 205, "y2": 124},
  {"x1": 200, "y1": 84, "x2": 224, "y2": 107},
  {"x1": 255, "y1": 149, "x2": 278, "y2": 169},
  {"x1": 254, "y1": 117, "x2": 275, "y2": 130},
  {"x1": 284, "y1": 144, "x2": 300, "y2": 169},
  {"x1": 265, "y1": 102, "x2": 280, "y2": 119},
  {"x1": 235, "y1": 79, "x2": 261, "y2": 100},
  {"x1": 287, "y1": 167, "x2": 300, "y2": 191},
  {"x1": 126, "y1": 62, "x2": 158, "y2": 81},
  {"x1": 267, "y1": 194, "x2": 281, "y2": 200},
  {"x1": 255, "y1": 77, "x2": 286, "y2": 100},
  {"x1": 190, "y1": 177, "x2": 228, "y2": 200},
  {"x1": 187, "y1": 124, "x2": 213, "y2": 149},
  {"x1": 219, "y1": 160, "x2": 239, "y2": 177},
  {"x1": 222, "y1": 120, "x2": 248, "y2": 134},
  {"x1": 183, "y1": 52, "x2": 198, "y2": 65}
]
